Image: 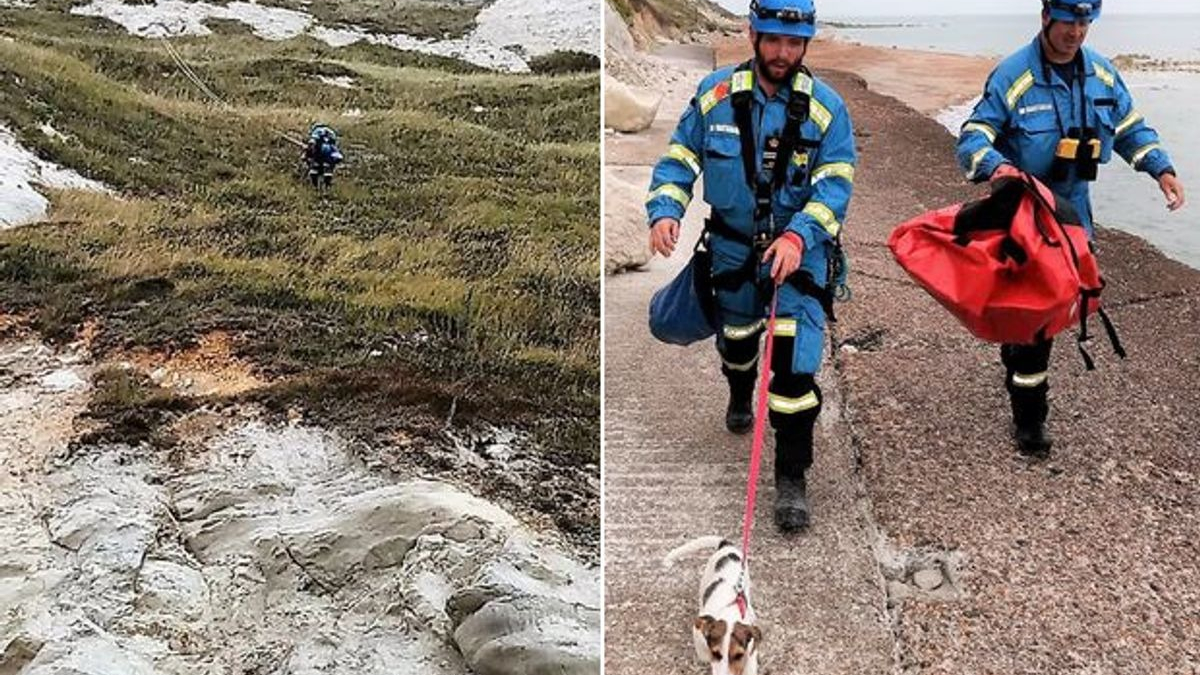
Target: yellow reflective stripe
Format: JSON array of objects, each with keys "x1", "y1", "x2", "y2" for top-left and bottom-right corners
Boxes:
[
  {"x1": 732, "y1": 70, "x2": 753, "y2": 94},
  {"x1": 1093, "y1": 62, "x2": 1115, "y2": 88},
  {"x1": 723, "y1": 320, "x2": 764, "y2": 341},
  {"x1": 768, "y1": 391, "x2": 820, "y2": 414},
  {"x1": 810, "y1": 99, "x2": 833, "y2": 133},
  {"x1": 1005, "y1": 70, "x2": 1034, "y2": 109},
  {"x1": 722, "y1": 355, "x2": 759, "y2": 372},
  {"x1": 1115, "y1": 110, "x2": 1143, "y2": 137},
  {"x1": 1131, "y1": 142, "x2": 1162, "y2": 167},
  {"x1": 774, "y1": 318, "x2": 798, "y2": 337},
  {"x1": 791, "y1": 71, "x2": 814, "y2": 96},
  {"x1": 1011, "y1": 371, "x2": 1048, "y2": 388},
  {"x1": 968, "y1": 147, "x2": 990, "y2": 179},
  {"x1": 963, "y1": 122, "x2": 997, "y2": 143},
  {"x1": 791, "y1": 151, "x2": 809, "y2": 167},
  {"x1": 646, "y1": 184, "x2": 691, "y2": 208},
  {"x1": 811, "y1": 162, "x2": 855, "y2": 184},
  {"x1": 665, "y1": 144, "x2": 701, "y2": 175},
  {"x1": 802, "y1": 201, "x2": 841, "y2": 238}
]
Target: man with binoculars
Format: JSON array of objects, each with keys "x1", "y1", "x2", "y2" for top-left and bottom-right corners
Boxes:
[{"x1": 955, "y1": 0, "x2": 1186, "y2": 457}]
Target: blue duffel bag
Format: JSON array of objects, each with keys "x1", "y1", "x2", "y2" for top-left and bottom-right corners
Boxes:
[{"x1": 648, "y1": 237, "x2": 718, "y2": 345}]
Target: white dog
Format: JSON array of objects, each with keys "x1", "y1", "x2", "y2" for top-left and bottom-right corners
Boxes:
[{"x1": 664, "y1": 536, "x2": 762, "y2": 675}]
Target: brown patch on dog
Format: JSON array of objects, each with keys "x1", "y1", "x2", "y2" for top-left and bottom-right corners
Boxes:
[
  {"x1": 695, "y1": 615, "x2": 728, "y2": 661},
  {"x1": 728, "y1": 622, "x2": 762, "y2": 675}
]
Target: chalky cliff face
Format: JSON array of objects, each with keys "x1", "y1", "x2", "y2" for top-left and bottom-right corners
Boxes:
[
  {"x1": 1, "y1": 124, "x2": 110, "y2": 228},
  {"x1": 70, "y1": 0, "x2": 601, "y2": 72},
  {"x1": 0, "y1": 337, "x2": 600, "y2": 675}
]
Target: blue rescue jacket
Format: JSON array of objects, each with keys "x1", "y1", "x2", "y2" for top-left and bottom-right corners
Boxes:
[
  {"x1": 956, "y1": 36, "x2": 1173, "y2": 235},
  {"x1": 646, "y1": 62, "x2": 856, "y2": 292}
]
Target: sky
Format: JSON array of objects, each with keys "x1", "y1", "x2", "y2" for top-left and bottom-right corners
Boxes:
[{"x1": 714, "y1": 0, "x2": 1200, "y2": 16}]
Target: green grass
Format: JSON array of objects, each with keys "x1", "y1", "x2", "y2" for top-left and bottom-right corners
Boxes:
[
  {"x1": 255, "y1": 0, "x2": 491, "y2": 40},
  {"x1": 0, "y1": 9, "x2": 599, "y2": 460},
  {"x1": 528, "y1": 50, "x2": 601, "y2": 75},
  {"x1": 26, "y1": 0, "x2": 489, "y2": 38}
]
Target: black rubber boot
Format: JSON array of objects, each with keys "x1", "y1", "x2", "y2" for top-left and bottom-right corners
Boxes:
[
  {"x1": 724, "y1": 370, "x2": 755, "y2": 434},
  {"x1": 768, "y1": 369, "x2": 820, "y2": 532},
  {"x1": 1010, "y1": 384, "x2": 1053, "y2": 458},
  {"x1": 1014, "y1": 423, "x2": 1053, "y2": 458},
  {"x1": 1001, "y1": 341, "x2": 1054, "y2": 459},
  {"x1": 774, "y1": 470, "x2": 810, "y2": 532},
  {"x1": 772, "y1": 405, "x2": 817, "y2": 533}
]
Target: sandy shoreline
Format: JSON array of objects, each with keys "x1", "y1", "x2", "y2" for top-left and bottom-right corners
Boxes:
[{"x1": 711, "y1": 32, "x2": 997, "y2": 115}]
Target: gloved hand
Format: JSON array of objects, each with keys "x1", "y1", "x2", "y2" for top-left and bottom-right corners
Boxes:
[
  {"x1": 763, "y1": 232, "x2": 805, "y2": 285},
  {"x1": 990, "y1": 162, "x2": 1023, "y2": 183}
]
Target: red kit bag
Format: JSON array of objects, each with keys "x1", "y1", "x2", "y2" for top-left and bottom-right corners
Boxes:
[{"x1": 888, "y1": 171, "x2": 1124, "y2": 368}]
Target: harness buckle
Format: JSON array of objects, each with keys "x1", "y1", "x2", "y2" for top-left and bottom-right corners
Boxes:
[
  {"x1": 753, "y1": 231, "x2": 772, "y2": 255},
  {"x1": 754, "y1": 169, "x2": 774, "y2": 222}
]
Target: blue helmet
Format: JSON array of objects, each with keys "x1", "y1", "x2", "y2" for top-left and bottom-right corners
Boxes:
[
  {"x1": 309, "y1": 123, "x2": 337, "y2": 144},
  {"x1": 749, "y1": 0, "x2": 817, "y2": 39},
  {"x1": 1042, "y1": 0, "x2": 1101, "y2": 23}
]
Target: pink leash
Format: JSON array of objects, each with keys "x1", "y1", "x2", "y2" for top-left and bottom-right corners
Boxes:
[{"x1": 735, "y1": 290, "x2": 778, "y2": 618}]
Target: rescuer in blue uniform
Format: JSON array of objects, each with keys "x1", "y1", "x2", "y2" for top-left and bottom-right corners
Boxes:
[
  {"x1": 304, "y1": 123, "x2": 344, "y2": 189},
  {"x1": 956, "y1": 0, "x2": 1186, "y2": 457},
  {"x1": 646, "y1": 0, "x2": 857, "y2": 531}
]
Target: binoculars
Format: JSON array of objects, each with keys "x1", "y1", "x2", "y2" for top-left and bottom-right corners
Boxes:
[{"x1": 1051, "y1": 127, "x2": 1102, "y2": 182}]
